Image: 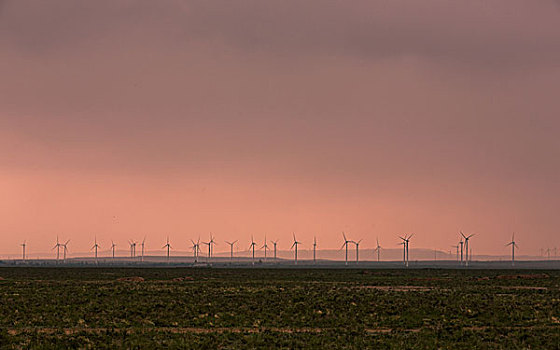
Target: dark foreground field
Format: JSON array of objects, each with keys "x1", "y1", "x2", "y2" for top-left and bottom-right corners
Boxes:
[{"x1": 0, "y1": 268, "x2": 558, "y2": 349}]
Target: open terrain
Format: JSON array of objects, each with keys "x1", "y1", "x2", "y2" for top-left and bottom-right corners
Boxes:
[{"x1": 0, "y1": 268, "x2": 559, "y2": 349}]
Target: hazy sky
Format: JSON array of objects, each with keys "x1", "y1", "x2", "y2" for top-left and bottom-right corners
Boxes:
[{"x1": 1, "y1": 0, "x2": 559, "y2": 257}]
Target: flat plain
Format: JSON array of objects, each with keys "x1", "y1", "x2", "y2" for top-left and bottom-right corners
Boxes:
[{"x1": 0, "y1": 267, "x2": 558, "y2": 349}]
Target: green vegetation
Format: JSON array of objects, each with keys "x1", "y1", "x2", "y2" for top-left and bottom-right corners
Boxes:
[{"x1": 0, "y1": 268, "x2": 558, "y2": 349}]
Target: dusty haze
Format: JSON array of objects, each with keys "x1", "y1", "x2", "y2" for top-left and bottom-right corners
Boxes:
[{"x1": 1, "y1": 0, "x2": 559, "y2": 257}]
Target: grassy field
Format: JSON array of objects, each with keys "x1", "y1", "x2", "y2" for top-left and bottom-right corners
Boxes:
[{"x1": 0, "y1": 268, "x2": 558, "y2": 349}]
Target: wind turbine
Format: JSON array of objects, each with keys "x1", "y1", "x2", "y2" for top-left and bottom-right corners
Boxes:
[
  {"x1": 21, "y1": 240, "x2": 27, "y2": 261},
  {"x1": 140, "y1": 236, "x2": 146, "y2": 262},
  {"x1": 271, "y1": 240, "x2": 278, "y2": 261},
  {"x1": 354, "y1": 239, "x2": 362, "y2": 264},
  {"x1": 201, "y1": 240, "x2": 211, "y2": 263},
  {"x1": 261, "y1": 235, "x2": 270, "y2": 263},
  {"x1": 451, "y1": 244, "x2": 460, "y2": 261},
  {"x1": 341, "y1": 232, "x2": 352, "y2": 266},
  {"x1": 398, "y1": 240, "x2": 406, "y2": 266},
  {"x1": 225, "y1": 240, "x2": 238, "y2": 262},
  {"x1": 91, "y1": 237, "x2": 100, "y2": 265},
  {"x1": 208, "y1": 233, "x2": 217, "y2": 261},
  {"x1": 399, "y1": 234, "x2": 412, "y2": 267},
  {"x1": 459, "y1": 239, "x2": 464, "y2": 265},
  {"x1": 506, "y1": 233, "x2": 518, "y2": 267},
  {"x1": 291, "y1": 233, "x2": 301, "y2": 265},
  {"x1": 313, "y1": 236, "x2": 317, "y2": 264},
  {"x1": 129, "y1": 240, "x2": 137, "y2": 259},
  {"x1": 111, "y1": 241, "x2": 117, "y2": 261},
  {"x1": 191, "y1": 238, "x2": 200, "y2": 262},
  {"x1": 248, "y1": 236, "x2": 257, "y2": 266},
  {"x1": 374, "y1": 238, "x2": 381, "y2": 262},
  {"x1": 62, "y1": 240, "x2": 70, "y2": 262},
  {"x1": 53, "y1": 236, "x2": 62, "y2": 263},
  {"x1": 460, "y1": 231, "x2": 474, "y2": 267},
  {"x1": 163, "y1": 237, "x2": 172, "y2": 264}
]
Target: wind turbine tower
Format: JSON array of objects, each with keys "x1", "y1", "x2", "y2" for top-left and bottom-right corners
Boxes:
[
  {"x1": 374, "y1": 238, "x2": 381, "y2": 262},
  {"x1": 208, "y1": 233, "x2": 217, "y2": 261},
  {"x1": 53, "y1": 236, "x2": 62, "y2": 263},
  {"x1": 399, "y1": 234, "x2": 413, "y2": 267},
  {"x1": 21, "y1": 240, "x2": 27, "y2": 261},
  {"x1": 341, "y1": 232, "x2": 352, "y2": 266},
  {"x1": 129, "y1": 240, "x2": 137, "y2": 259},
  {"x1": 225, "y1": 240, "x2": 238, "y2": 263},
  {"x1": 141, "y1": 237, "x2": 146, "y2": 262},
  {"x1": 460, "y1": 231, "x2": 474, "y2": 267},
  {"x1": 291, "y1": 233, "x2": 301, "y2": 265},
  {"x1": 248, "y1": 236, "x2": 256, "y2": 266},
  {"x1": 91, "y1": 237, "x2": 100, "y2": 265},
  {"x1": 313, "y1": 236, "x2": 317, "y2": 264},
  {"x1": 163, "y1": 237, "x2": 172, "y2": 264},
  {"x1": 191, "y1": 239, "x2": 200, "y2": 262},
  {"x1": 262, "y1": 235, "x2": 269, "y2": 263},
  {"x1": 111, "y1": 241, "x2": 117, "y2": 261},
  {"x1": 271, "y1": 240, "x2": 278, "y2": 261},
  {"x1": 355, "y1": 239, "x2": 362, "y2": 264},
  {"x1": 62, "y1": 240, "x2": 70, "y2": 262},
  {"x1": 506, "y1": 233, "x2": 518, "y2": 267},
  {"x1": 452, "y1": 244, "x2": 459, "y2": 261}
]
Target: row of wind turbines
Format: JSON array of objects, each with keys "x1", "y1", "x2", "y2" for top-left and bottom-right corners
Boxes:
[{"x1": 15, "y1": 231, "x2": 548, "y2": 267}]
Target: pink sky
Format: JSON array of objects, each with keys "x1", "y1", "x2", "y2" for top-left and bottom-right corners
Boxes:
[{"x1": 1, "y1": 0, "x2": 559, "y2": 256}]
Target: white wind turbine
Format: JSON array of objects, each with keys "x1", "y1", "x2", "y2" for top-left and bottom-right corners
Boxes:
[
  {"x1": 53, "y1": 236, "x2": 62, "y2": 263},
  {"x1": 140, "y1": 236, "x2": 146, "y2": 262},
  {"x1": 21, "y1": 240, "x2": 27, "y2": 261},
  {"x1": 271, "y1": 240, "x2": 278, "y2": 261},
  {"x1": 451, "y1": 243, "x2": 460, "y2": 262},
  {"x1": 225, "y1": 240, "x2": 238, "y2": 262},
  {"x1": 291, "y1": 233, "x2": 301, "y2": 265},
  {"x1": 354, "y1": 239, "x2": 362, "y2": 264},
  {"x1": 341, "y1": 232, "x2": 352, "y2": 266},
  {"x1": 398, "y1": 233, "x2": 413, "y2": 267},
  {"x1": 62, "y1": 240, "x2": 70, "y2": 262},
  {"x1": 261, "y1": 235, "x2": 269, "y2": 263},
  {"x1": 374, "y1": 238, "x2": 381, "y2": 262},
  {"x1": 208, "y1": 233, "x2": 217, "y2": 261},
  {"x1": 128, "y1": 240, "x2": 137, "y2": 259},
  {"x1": 191, "y1": 238, "x2": 200, "y2": 262},
  {"x1": 313, "y1": 236, "x2": 317, "y2": 264},
  {"x1": 111, "y1": 241, "x2": 117, "y2": 261},
  {"x1": 460, "y1": 231, "x2": 474, "y2": 267},
  {"x1": 506, "y1": 233, "x2": 519, "y2": 267},
  {"x1": 248, "y1": 236, "x2": 257, "y2": 266},
  {"x1": 163, "y1": 237, "x2": 172, "y2": 264},
  {"x1": 459, "y1": 238, "x2": 464, "y2": 265},
  {"x1": 201, "y1": 240, "x2": 211, "y2": 263},
  {"x1": 91, "y1": 237, "x2": 100, "y2": 265}
]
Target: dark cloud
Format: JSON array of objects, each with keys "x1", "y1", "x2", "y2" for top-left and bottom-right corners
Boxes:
[{"x1": 1, "y1": 0, "x2": 560, "y2": 67}]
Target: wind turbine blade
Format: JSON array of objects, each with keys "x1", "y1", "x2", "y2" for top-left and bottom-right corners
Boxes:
[
  {"x1": 460, "y1": 231, "x2": 467, "y2": 239},
  {"x1": 408, "y1": 233, "x2": 414, "y2": 240},
  {"x1": 342, "y1": 232, "x2": 347, "y2": 241}
]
